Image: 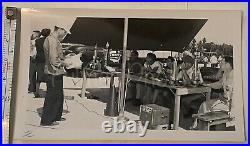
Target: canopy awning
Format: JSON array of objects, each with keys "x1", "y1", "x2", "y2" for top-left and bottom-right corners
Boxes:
[
  {"x1": 63, "y1": 17, "x2": 207, "y2": 52},
  {"x1": 63, "y1": 17, "x2": 124, "y2": 50},
  {"x1": 127, "y1": 18, "x2": 207, "y2": 52}
]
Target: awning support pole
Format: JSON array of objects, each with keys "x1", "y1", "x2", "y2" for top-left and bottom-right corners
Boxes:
[
  {"x1": 81, "y1": 68, "x2": 87, "y2": 98},
  {"x1": 119, "y1": 18, "x2": 128, "y2": 119}
]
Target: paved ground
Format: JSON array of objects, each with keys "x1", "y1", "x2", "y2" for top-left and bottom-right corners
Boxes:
[{"x1": 18, "y1": 76, "x2": 188, "y2": 141}]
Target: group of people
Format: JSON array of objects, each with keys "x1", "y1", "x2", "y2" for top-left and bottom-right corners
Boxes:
[
  {"x1": 127, "y1": 50, "x2": 235, "y2": 130},
  {"x1": 29, "y1": 29, "x2": 51, "y2": 97},
  {"x1": 127, "y1": 50, "x2": 203, "y2": 104},
  {"x1": 203, "y1": 53, "x2": 224, "y2": 68},
  {"x1": 28, "y1": 26, "x2": 235, "y2": 129},
  {"x1": 29, "y1": 26, "x2": 71, "y2": 126}
]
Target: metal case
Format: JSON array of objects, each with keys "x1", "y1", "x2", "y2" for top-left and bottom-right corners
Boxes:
[{"x1": 140, "y1": 104, "x2": 170, "y2": 128}]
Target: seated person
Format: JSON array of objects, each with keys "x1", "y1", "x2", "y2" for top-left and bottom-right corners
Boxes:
[
  {"x1": 126, "y1": 50, "x2": 144, "y2": 105},
  {"x1": 164, "y1": 56, "x2": 175, "y2": 76},
  {"x1": 142, "y1": 53, "x2": 164, "y2": 104},
  {"x1": 176, "y1": 55, "x2": 204, "y2": 118},
  {"x1": 127, "y1": 50, "x2": 144, "y2": 75},
  {"x1": 143, "y1": 53, "x2": 164, "y2": 77},
  {"x1": 176, "y1": 55, "x2": 203, "y2": 85},
  {"x1": 191, "y1": 56, "x2": 234, "y2": 130},
  {"x1": 166, "y1": 57, "x2": 181, "y2": 82}
]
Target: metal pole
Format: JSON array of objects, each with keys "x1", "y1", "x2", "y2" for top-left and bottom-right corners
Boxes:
[
  {"x1": 81, "y1": 68, "x2": 87, "y2": 98},
  {"x1": 119, "y1": 18, "x2": 128, "y2": 118}
]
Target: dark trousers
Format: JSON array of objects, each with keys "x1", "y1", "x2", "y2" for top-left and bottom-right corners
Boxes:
[
  {"x1": 41, "y1": 74, "x2": 64, "y2": 125},
  {"x1": 36, "y1": 63, "x2": 47, "y2": 83},
  {"x1": 28, "y1": 57, "x2": 36, "y2": 92}
]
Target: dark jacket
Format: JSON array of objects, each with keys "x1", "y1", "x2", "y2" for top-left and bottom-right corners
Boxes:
[{"x1": 35, "y1": 37, "x2": 46, "y2": 63}]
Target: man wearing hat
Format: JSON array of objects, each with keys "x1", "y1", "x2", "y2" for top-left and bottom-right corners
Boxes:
[{"x1": 40, "y1": 26, "x2": 71, "y2": 126}]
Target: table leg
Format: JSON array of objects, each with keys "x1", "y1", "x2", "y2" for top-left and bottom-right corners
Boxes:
[
  {"x1": 144, "y1": 85, "x2": 151, "y2": 104},
  {"x1": 199, "y1": 120, "x2": 209, "y2": 131},
  {"x1": 110, "y1": 74, "x2": 115, "y2": 89},
  {"x1": 173, "y1": 95, "x2": 181, "y2": 130}
]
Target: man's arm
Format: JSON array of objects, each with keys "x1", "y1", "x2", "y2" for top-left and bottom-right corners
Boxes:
[
  {"x1": 30, "y1": 40, "x2": 37, "y2": 59},
  {"x1": 176, "y1": 70, "x2": 183, "y2": 81},
  {"x1": 151, "y1": 61, "x2": 162, "y2": 73},
  {"x1": 204, "y1": 79, "x2": 223, "y2": 89},
  {"x1": 151, "y1": 66, "x2": 159, "y2": 73},
  {"x1": 198, "y1": 69, "x2": 204, "y2": 84},
  {"x1": 182, "y1": 70, "x2": 192, "y2": 85}
]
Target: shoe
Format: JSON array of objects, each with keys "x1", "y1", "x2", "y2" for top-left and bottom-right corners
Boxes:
[
  {"x1": 34, "y1": 93, "x2": 41, "y2": 98},
  {"x1": 56, "y1": 117, "x2": 66, "y2": 121},
  {"x1": 189, "y1": 126, "x2": 199, "y2": 130},
  {"x1": 28, "y1": 90, "x2": 35, "y2": 94},
  {"x1": 189, "y1": 118, "x2": 199, "y2": 130},
  {"x1": 28, "y1": 89, "x2": 35, "y2": 93},
  {"x1": 40, "y1": 121, "x2": 59, "y2": 126}
]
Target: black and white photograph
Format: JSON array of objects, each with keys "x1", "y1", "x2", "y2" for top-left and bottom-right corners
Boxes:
[{"x1": 3, "y1": 4, "x2": 246, "y2": 143}]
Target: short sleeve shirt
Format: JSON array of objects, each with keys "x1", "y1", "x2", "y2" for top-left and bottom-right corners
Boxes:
[
  {"x1": 144, "y1": 61, "x2": 163, "y2": 74},
  {"x1": 210, "y1": 55, "x2": 218, "y2": 64}
]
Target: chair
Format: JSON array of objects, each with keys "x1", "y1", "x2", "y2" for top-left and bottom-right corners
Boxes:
[{"x1": 192, "y1": 97, "x2": 234, "y2": 131}]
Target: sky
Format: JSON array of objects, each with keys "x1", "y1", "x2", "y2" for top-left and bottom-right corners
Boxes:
[{"x1": 194, "y1": 13, "x2": 238, "y2": 46}]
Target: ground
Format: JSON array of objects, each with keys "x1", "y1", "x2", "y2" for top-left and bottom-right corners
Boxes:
[{"x1": 18, "y1": 76, "x2": 190, "y2": 141}]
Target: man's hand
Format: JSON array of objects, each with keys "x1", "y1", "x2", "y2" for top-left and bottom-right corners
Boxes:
[
  {"x1": 61, "y1": 60, "x2": 72, "y2": 68},
  {"x1": 30, "y1": 55, "x2": 36, "y2": 60},
  {"x1": 202, "y1": 83, "x2": 211, "y2": 87}
]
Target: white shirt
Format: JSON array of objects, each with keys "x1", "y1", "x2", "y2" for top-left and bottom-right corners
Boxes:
[
  {"x1": 64, "y1": 53, "x2": 83, "y2": 69},
  {"x1": 203, "y1": 57, "x2": 208, "y2": 62},
  {"x1": 210, "y1": 55, "x2": 218, "y2": 64},
  {"x1": 183, "y1": 50, "x2": 194, "y2": 58},
  {"x1": 218, "y1": 56, "x2": 223, "y2": 61},
  {"x1": 144, "y1": 61, "x2": 163, "y2": 74},
  {"x1": 30, "y1": 39, "x2": 37, "y2": 58},
  {"x1": 177, "y1": 66, "x2": 203, "y2": 83}
]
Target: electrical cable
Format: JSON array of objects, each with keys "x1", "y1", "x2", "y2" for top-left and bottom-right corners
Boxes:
[{"x1": 74, "y1": 99, "x2": 111, "y2": 120}]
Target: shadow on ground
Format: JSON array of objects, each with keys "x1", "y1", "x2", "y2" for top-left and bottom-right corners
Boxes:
[{"x1": 36, "y1": 107, "x2": 70, "y2": 118}]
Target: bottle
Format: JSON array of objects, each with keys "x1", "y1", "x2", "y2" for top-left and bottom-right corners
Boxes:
[
  {"x1": 193, "y1": 58, "x2": 199, "y2": 85},
  {"x1": 172, "y1": 58, "x2": 177, "y2": 81}
]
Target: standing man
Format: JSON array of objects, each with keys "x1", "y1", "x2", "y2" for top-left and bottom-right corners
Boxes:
[
  {"x1": 34, "y1": 28, "x2": 51, "y2": 98},
  {"x1": 40, "y1": 26, "x2": 70, "y2": 126},
  {"x1": 28, "y1": 31, "x2": 41, "y2": 93}
]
